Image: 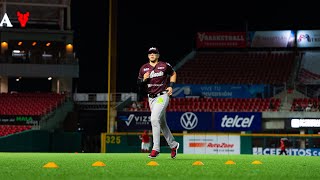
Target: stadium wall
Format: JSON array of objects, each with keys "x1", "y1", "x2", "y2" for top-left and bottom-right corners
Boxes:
[{"x1": 0, "y1": 130, "x2": 81, "y2": 152}]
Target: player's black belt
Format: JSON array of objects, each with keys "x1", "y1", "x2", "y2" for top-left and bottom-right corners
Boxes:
[{"x1": 148, "y1": 91, "x2": 167, "y2": 98}]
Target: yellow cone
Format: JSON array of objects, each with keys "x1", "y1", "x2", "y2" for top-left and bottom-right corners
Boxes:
[
  {"x1": 43, "y1": 162, "x2": 59, "y2": 168},
  {"x1": 251, "y1": 160, "x2": 262, "y2": 164},
  {"x1": 225, "y1": 160, "x2": 236, "y2": 165},
  {"x1": 192, "y1": 161, "x2": 204, "y2": 166},
  {"x1": 147, "y1": 161, "x2": 159, "y2": 166},
  {"x1": 92, "y1": 161, "x2": 106, "y2": 167}
]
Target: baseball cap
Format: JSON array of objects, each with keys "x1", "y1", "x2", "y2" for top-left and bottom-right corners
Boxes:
[{"x1": 148, "y1": 47, "x2": 159, "y2": 54}]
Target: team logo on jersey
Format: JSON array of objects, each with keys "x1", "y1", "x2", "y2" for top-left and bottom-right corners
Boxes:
[
  {"x1": 149, "y1": 71, "x2": 164, "y2": 78},
  {"x1": 143, "y1": 68, "x2": 150, "y2": 71},
  {"x1": 157, "y1": 67, "x2": 164, "y2": 69}
]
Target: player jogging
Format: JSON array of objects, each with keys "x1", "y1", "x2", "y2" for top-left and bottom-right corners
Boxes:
[{"x1": 137, "y1": 47, "x2": 179, "y2": 159}]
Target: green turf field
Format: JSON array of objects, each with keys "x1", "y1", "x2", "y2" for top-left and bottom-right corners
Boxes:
[{"x1": 0, "y1": 152, "x2": 319, "y2": 180}]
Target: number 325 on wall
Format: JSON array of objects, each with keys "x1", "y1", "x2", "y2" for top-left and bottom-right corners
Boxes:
[{"x1": 106, "y1": 136, "x2": 121, "y2": 144}]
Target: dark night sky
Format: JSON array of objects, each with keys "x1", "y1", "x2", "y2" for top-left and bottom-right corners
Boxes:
[{"x1": 76, "y1": 0, "x2": 320, "y2": 93}]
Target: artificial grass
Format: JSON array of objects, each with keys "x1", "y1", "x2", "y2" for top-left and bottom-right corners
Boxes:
[{"x1": 0, "y1": 152, "x2": 319, "y2": 180}]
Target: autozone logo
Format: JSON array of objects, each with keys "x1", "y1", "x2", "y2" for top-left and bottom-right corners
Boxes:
[
  {"x1": 125, "y1": 114, "x2": 150, "y2": 126},
  {"x1": 189, "y1": 142, "x2": 234, "y2": 148},
  {"x1": 180, "y1": 112, "x2": 198, "y2": 130}
]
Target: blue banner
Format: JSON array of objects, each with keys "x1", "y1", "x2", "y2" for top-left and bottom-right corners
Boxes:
[
  {"x1": 117, "y1": 111, "x2": 214, "y2": 132},
  {"x1": 253, "y1": 148, "x2": 320, "y2": 156},
  {"x1": 173, "y1": 84, "x2": 265, "y2": 98},
  {"x1": 117, "y1": 111, "x2": 262, "y2": 132},
  {"x1": 166, "y1": 112, "x2": 214, "y2": 131},
  {"x1": 116, "y1": 112, "x2": 151, "y2": 132},
  {"x1": 214, "y1": 112, "x2": 262, "y2": 131}
]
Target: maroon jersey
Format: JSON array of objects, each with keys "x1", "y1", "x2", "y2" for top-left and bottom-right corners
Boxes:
[
  {"x1": 138, "y1": 61, "x2": 175, "y2": 94},
  {"x1": 141, "y1": 132, "x2": 150, "y2": 143}
]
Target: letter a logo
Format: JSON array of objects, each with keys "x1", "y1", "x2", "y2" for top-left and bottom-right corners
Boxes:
[{"x1": 0, "y1": 13, "x2": 13, "y2": 27}]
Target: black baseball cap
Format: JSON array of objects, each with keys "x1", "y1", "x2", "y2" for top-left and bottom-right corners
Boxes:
[{"x1": 148, "y1": 47, "x2": 159, "y2": 54}]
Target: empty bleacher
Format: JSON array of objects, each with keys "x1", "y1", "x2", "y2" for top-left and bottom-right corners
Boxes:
[
  {"x1": 177, "y1": 51, "x2": 296, "y2": 85},
  {"x1": 127, "y1": 97, "x2": 281, "y2": 112},
  {"x1": 0, "y1": 92, "x2": 66, "y2": 116},
  {"x1": 0, "y1": 125, "x2": 32, "y2": 137}
]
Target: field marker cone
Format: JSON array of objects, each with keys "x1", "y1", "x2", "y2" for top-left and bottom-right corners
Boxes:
[
  {"x1": 43, "y1": 162, "x2": 59, "y2": 168},
  {"x1": 225, "y1": 160, "x2": 236, "y2": 165},
  {"x1": 192, "y1": 161, "x2": 204, "y2": 166},
  {"x1": 251, "y1": 160, "x2": 262, "y2": 164},
  {"x1": 92, "y1": 161, "x2": 106, "y2": 167},
  {"x1": 147, "y1": 161, "x2": 159, "y2": 166}
]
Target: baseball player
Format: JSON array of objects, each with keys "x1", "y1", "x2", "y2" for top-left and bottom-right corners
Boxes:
[
  {"x1": 139, "y1": 130, "x2": 151, "y2": 153},
  {"x1": 279, "y1": 139, "x2": 288, "y2": 155},
  {"x1": 137, "y1": 47, "x2": 180, "y2": 159}
]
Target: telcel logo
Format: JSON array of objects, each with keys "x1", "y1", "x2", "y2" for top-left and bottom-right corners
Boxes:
[{"x1": 221, "y1": 115, "x2": 254, "y2": 128}]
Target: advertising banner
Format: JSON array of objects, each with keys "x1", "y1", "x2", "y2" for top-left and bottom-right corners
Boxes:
[
  {"x1": 248, "y1": 30, "x2": 295, "y2": 48},
  {"x1": 253, "y1": 147, "x2": 320, "y2": 156},
  {"x1": 214, "y1": 112, "x2": 262, "y2": 131},
  {"x1": 173, "y1": 84, "x2": 265, "y2": 98},
  {"x1": 285, "y1": 118, "x2": 320, "y2": 129},
  {"x1": 184, "y1": 134, "x2": 240, "y2": 154},
  {"x1": 0, "y1": 115, "x2": 40, "y2": 125},
  {"x1": 196, "y1": 32, "x2": 246, "y2": 48},
  {"x1": 166, "y1": 112, "x2": 214, "y2": 131},
  {"x1": 117, "y1": 111, "x2": 214, "y2": 132},
  {"x1": 116, "y1": 112, "x2": 151, "y2": 132},
  {"x1": 117, "y1": 112, "x2": 262, "y2": 132},
  {"x1": 297, "y1": 30, "x2": 320, "y2": 48}
]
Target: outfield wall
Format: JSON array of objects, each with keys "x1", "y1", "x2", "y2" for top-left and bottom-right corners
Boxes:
[
  {"x1": 101, "y1": 133, "x2": 320, "y2": 156},
  {"x1": 101, "y1": 133, "x2": 250, "y2": 154},
  {"x1": 0, "y1": 130, "x2": 82, "y2": 152}
]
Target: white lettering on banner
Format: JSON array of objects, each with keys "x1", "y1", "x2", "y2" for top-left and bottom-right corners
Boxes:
[
  {"x1": 125, "y1": 114, "x2": 151, "y2": 126},
  {"x1": 259, "y1": 36, "x2": 288, "y2": 41},
  {"x1": 253, "y1": 148, "x2": 320, "y2": 156},
  {"x1": 202, "y1": 42, "x2": 239, "y2": 46},
  {"x1": 221, "y1": 115, "x2": 254, "y2": 128},
  {"x1": 0, "y1": 13, "x2": 13, "y2": 27},
  {"x1": 201, "y1": 91, "x2": 233, "y2": 97},
  {"x1": 291, "y1": 119, "x2": 320, "y2": 128},
  {"x1": 197, "y1": 33, "x2": 245, "y2": 42}
]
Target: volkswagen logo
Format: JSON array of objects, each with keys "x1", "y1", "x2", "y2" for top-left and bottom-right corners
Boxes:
[{"x1": 180, "y1": 112, "x2": 198, "y2": 130}]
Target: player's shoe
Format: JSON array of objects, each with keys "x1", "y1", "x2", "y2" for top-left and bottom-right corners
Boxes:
[
  {"x1": 148, "y1": 150, "x2": 159, "y2": 158},
  {"x1": 171, "y1": 143, "x2": 179, "y2": 159}
]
